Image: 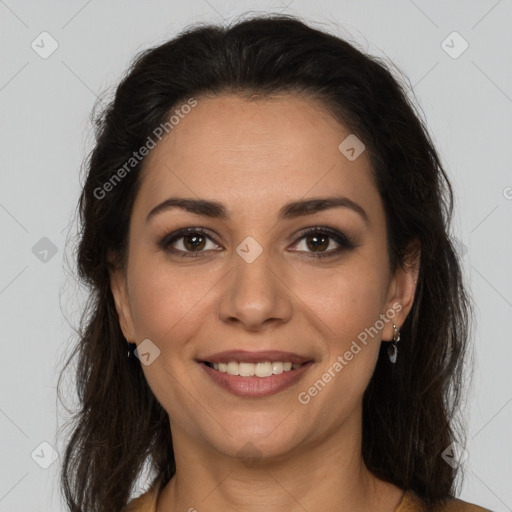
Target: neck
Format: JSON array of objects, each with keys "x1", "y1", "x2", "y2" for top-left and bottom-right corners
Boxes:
[{"x1": 156, "y1": 407, "x2": 403, "y2": 512}]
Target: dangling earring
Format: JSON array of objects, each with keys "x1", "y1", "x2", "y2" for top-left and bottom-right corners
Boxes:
[
  {"x1": 388, "y1": 324, "x2": 400, "y2": 363},
  {"x1": 127, "y1": 341, "x2": 136, "y2": 358}
]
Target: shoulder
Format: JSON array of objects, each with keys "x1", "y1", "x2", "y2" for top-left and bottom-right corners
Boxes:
[
  {"x1": 123, "y1": 486, "x2": 492, "y2": 512},
  {"x1": 430, "y1": 497, "x2": 492, "y2": 512},
  {"x1": 398, "y1": 490, "x2": 492, "y2": 512},
  {"x1": 435, "y1": 498, "x2": 492, "y2": 512}
]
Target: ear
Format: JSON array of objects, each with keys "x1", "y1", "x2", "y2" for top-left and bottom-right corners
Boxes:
[
  {"x1": 381, "y1": 240, "x2": 420, "y2": 341},
  {"x1": 108, "y1": 258, "x2": 137, "y2": 343}
]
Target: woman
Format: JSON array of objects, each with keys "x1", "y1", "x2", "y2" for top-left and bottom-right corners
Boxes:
[{"x1": 57, "y1": 14, "x2": 490, "y2": 512}]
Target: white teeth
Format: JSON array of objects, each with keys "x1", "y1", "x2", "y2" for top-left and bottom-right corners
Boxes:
[
  {"x1": 210, "y1": 361, "x2": 302, "y2": 377},
  {"x1": 255, "y1": 362, "x2": 273, "y2": 377},
  {"x1": 272, "y1": 361, "x2": 284, "y2": 374},
  {"x1": 227, "y1": 361, "x2": 238, "y2": 375},
  {"x1": 239, "y1": 362, "x2": 255, "y2": 377}
]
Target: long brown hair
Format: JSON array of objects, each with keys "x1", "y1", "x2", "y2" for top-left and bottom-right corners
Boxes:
[{"x1": 57, "y1": 13, "x2": 473, "y2": 511}]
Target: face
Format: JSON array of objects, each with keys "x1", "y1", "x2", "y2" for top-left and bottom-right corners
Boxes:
[{"x1": 110, "y1": 93, "x2": 418, "y2": 462}]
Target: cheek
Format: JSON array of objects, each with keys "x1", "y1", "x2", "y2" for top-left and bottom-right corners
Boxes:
[
  {"x1": 291, "y1": 261, "x2": 388, "y2": 419},
  {"x1": 125, "y1": 256, "x2": 220, "y2": 419},
  {"x1": 290, "y1": 258, "x2": 389, "y2": 345},
  {"x1": 126, "y1": 253, "x2": 220, "y2": 344}
]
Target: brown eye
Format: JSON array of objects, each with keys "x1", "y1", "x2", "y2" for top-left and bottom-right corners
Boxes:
[
  {"x1": 158, "y1": 227, "x2": 221, "y2": 257},
  {"x1": 291, "y1": 227, "x2": 357, "y2": 258},
  {"x1": 304, "y1": 233, "x2": 330, "y2": 252},
  {"x1": 182, "y1": 233, "x2": 207, "y2": 251}
]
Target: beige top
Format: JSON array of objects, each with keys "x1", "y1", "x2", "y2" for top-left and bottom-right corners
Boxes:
[{"x1": 123, "y1": 479, "x2": 491, "y2": 512}]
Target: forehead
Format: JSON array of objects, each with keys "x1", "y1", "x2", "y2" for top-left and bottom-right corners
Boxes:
[{"x1": 134, "y1": 93, "x2": 380, "y2": 222}]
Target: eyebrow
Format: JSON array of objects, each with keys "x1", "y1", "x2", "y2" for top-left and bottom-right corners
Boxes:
[{"x1": 146, "y1": 196, "x2": 369, "y2": 226}]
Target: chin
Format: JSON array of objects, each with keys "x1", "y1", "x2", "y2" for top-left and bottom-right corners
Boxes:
[{"x1": 210, "y1": 419, "x2": 307, "y2": 463}]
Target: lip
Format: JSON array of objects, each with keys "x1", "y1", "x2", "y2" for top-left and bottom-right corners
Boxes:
[
  {"x1": 197, "y1": 350, "x2": 312, "y2": 365},
  {"x1": 197, "y1": 359, "x2": 315, "y2": 398}
]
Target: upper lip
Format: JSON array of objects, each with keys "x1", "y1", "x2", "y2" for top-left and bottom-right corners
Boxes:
[{"x1": 198, "y1": 350, "x2": 313, "y2": 365}]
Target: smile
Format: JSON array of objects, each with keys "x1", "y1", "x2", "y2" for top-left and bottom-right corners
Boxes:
[
  {"x1": 199, "y1": 360, "x2": 314, "y2": 398},
  {"x1": 203, "y1": 360, "x2": 302, "y2": 377}
]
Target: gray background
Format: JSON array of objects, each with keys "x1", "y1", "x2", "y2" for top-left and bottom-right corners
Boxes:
[{"x1": 1, "y1": 1, "x2": 511, "y2": 511}]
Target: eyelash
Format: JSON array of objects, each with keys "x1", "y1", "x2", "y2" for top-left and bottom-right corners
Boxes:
[{"x1": 157, "y1": 226, "x2": 357, "y2": 259}]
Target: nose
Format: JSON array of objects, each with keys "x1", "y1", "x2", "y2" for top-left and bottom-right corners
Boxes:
[{"x1": 216, "y1": 242, "x2": 293, "y2": 332}]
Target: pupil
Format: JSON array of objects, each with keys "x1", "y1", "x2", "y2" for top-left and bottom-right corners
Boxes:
[
  {"x1": 185, "y1": 234, "x2": 205, "y2": 251},
  {"x1": 307, "y1": 234, "x2": 328, "y2": 252}
]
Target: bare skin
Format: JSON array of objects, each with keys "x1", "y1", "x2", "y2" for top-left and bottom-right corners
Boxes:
[{"x1": 110, "y1": 93, "x2": 419, "y2": 512}]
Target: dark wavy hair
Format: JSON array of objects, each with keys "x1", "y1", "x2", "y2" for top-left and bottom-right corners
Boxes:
[{"x1": 57, "y1": 13, "x2": 473, "y2": 512}]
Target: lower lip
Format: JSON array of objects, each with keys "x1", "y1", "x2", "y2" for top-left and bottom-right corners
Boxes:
[{"x1": 199, "y1": 361, "x2": 314, "y2": 398}]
